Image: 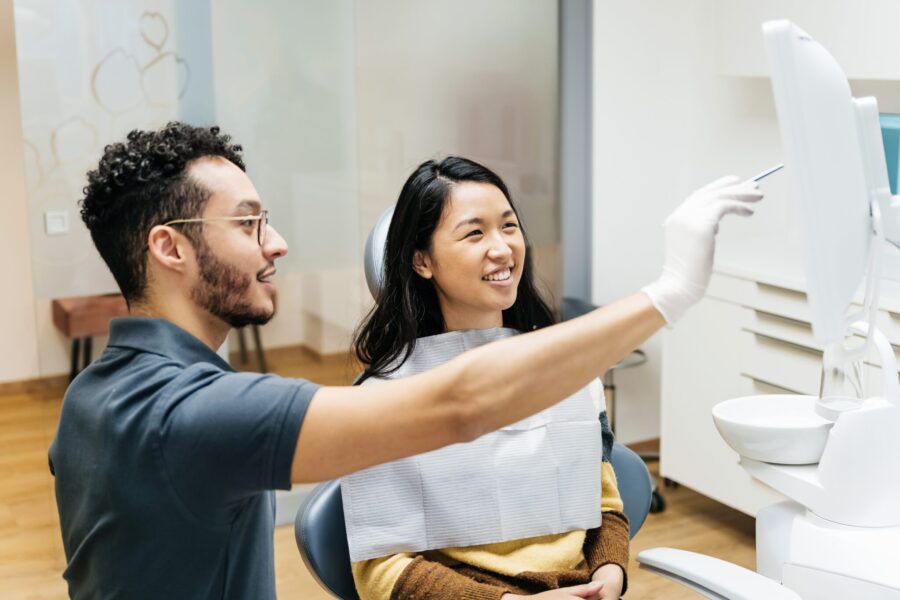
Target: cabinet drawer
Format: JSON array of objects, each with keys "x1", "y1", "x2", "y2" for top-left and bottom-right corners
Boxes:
[
  {"x1": 740, "y1": 373, "x2": 805, "y2": 396},
  {"x1": 742, "y1": 308, "x2": 820, "y2": 351},
  {"x1": 744, "y1": 283, "x2": 812, "y2": 323},
  {"x1": 741, "y1": 331, "x2": 822, "y2": 396}
]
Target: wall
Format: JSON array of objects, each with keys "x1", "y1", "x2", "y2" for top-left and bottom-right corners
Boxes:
[
  {"x1": 0, "y1": 0, "x2": 39, "y2": 384},
  {"x1": 592, "y1": 0, "x2": 900, "y2": 444}
]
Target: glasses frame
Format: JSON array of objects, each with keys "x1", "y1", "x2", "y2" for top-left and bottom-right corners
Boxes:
[{"x1": 162, "y1": 209, "x2": 269, "y2": 246}]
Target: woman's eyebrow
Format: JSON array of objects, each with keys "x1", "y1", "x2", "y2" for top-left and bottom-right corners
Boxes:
[
  {"x1": 453, "y1": 217, "x2": 483, "y2": 231},
  {"x1": 452, "y1": 210, "x2": 516, "y2": 231}
]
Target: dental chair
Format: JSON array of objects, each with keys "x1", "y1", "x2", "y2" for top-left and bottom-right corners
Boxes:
[{"x1": 294, "y1": 206, "x2": 655, "y2": 599}]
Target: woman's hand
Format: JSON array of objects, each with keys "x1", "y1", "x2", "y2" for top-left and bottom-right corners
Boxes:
[
  {"x1": 502, "y1": 580, "x2": 604, "y2": 599},
  {"x1": 591, "y1": 563, "x2": 625, "y2": 599}
]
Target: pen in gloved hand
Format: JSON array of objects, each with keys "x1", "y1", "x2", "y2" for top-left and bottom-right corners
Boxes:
[{"x1": 751, "y1": 163, "x2": 784, "y2": 182}]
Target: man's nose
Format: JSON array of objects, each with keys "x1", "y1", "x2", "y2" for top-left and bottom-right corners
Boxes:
[{"x1": 263, "y1": 225, "x2": 288, "y2": 259}]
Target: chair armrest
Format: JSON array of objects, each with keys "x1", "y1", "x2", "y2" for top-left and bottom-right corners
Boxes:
[{"x1": 636, "y1": 547, "x2": 801, "y2": 600}]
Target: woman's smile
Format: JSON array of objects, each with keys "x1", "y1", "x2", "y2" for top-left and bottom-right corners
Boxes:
[{"x1": 482, "y1": 265, "x2": 515, "y2": 287}]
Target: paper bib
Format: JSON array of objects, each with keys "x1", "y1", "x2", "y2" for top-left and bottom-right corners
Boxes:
[{"x1": 341, "y1": 328, "x2": 602, "y2": 561}]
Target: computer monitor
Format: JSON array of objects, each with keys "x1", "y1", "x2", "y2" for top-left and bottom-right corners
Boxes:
[{"x1": 763, "y1": 20, "x2": 886, "y2": 345}]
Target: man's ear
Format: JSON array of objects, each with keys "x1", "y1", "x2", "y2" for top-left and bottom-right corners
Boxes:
[
  {"x1": 412, "y1": 250, "x2": 433, "y2": 280},
  {"x1": 147, "y1": 225, "x2": 191, "y2": 274}
]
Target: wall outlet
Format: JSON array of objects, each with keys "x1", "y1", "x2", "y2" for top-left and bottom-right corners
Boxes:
[{"x1": 44, "y1": 210, "x2": 69, "y2": 236}]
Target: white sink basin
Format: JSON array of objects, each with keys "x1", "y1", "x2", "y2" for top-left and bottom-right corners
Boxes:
[{"x1": 712, "y1": 395, "x2": 834, "y2": 465}]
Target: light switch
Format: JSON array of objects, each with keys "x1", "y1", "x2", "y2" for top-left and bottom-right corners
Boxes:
[{"x1": 45, "y1": 209, "x2": 69, "y2": 236}]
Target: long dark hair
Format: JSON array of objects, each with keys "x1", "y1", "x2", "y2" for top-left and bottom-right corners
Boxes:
[{"x1": 353, "y1": 156, "x2": 557, "y2": 382}]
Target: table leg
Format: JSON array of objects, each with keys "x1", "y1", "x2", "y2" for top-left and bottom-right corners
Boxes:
[
  {"x1": 82, "y1": 336, "x2": 93, "y2": 371},
  {"x1": 252, "y1": 325, "x2": 267, "y2": 373},
  {"x1": 238, "y1": 328, "x2": 248, "y2": 364},
  {"x1": 70, "y1": 338, "x2": 81, "y2": 382}
]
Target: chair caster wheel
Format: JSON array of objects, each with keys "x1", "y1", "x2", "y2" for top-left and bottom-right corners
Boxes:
[{"x1": 649, "y1": 489, "x2": 666, "y2": 513}]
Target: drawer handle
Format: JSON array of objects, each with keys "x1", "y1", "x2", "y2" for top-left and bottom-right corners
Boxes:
[
  {"x1": 751, "y1": 309, "x2": 811, "y2": 329},
  {"x1": 756, "y1": 282, "x2": 808, "y2": 300},
  {"x1": 739, "y1": 373, "x2": 804, "y2": 395},
  {"x1": 747, "y1": 331, "x2": 823, "y2": 356}
]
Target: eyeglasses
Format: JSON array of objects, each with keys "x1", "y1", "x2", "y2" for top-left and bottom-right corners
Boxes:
[{"x1": 162, "y1": 210, "x2": 270, "y2": 246}]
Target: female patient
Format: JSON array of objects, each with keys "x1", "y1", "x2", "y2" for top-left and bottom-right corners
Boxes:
[{"x1": 349, "y1": 157, "x2": 629, "y2": 600}]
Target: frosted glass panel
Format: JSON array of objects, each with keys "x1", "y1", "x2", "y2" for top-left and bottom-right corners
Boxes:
[
  {"x1": 15, "y1": 0, "x2": 559, "y2": 371},
  {"x1": 354, "y1": 1, "x2": 559, "y2": 249},
  {"x1": 210, "y1": 0, "x2": 362, "y2": 353},
  {"x1": 213, "y1": 0, "x2": 560, "y2": 354},
  {"x1": 14, "y1": 0, "x2": 203, "y2": 375}
]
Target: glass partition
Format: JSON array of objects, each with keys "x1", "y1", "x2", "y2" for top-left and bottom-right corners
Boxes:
[{"x1": 15, "y1": 0, "x2": 560, "y2": 373}]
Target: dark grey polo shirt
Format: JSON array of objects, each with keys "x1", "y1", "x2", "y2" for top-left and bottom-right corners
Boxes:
[{"x1": 49, "y1": 317, "x2": 319, "y2": 599}]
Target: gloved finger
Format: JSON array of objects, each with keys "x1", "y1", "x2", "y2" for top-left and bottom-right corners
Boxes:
[
  {"x1": 696, "y1": 174, "x2": 741, "y2": 193},
  {"x1": 716, "y1": 185, "x2": 764, "y2": 202},
  {"x1": 712, "y1": 199, "x2": 756, "y2": 221}
]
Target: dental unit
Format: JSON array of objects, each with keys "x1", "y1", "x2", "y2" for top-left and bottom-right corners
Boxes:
[{"x1": 637, "y1": 20, "x2": 900, "y2": 599}]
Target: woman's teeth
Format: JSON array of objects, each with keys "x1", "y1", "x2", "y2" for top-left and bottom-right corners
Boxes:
[{"x1": 483, "y1": 268, "x2": 511, "y2": 282}]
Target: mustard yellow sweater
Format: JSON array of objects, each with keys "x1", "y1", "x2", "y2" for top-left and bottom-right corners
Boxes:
[{"x1": 351, "y1": 461, "x2": 629, "y2": 600}]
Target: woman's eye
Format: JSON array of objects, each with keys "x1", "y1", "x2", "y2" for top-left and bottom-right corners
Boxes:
[
  {"x1": 503, "y1": 222, "x2": 519, "y2": 230},
  {"x1": 464, "y1": 229, "x2": 483, "y2": 239},
  {"x1": 239, "y1": 218, "x2": 255, "y2": 227}
]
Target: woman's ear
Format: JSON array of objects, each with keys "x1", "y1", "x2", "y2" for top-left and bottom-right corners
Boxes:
[{"x1": 412, "y1": 250, "x2": 433, "y2": 280}]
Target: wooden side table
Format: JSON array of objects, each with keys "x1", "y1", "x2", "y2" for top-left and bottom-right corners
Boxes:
[{"x1": 52, "y1": 293, "x2": 129, "y2": 381}]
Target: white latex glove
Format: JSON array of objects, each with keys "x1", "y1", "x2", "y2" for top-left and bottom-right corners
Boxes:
[{"x1": 642, "y1": 175, "x2": 763, "y2": 324}]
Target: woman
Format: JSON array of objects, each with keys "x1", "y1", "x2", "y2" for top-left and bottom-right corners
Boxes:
[{"x1": 349, "y1": 157, "x2": 629, "y2": 600}]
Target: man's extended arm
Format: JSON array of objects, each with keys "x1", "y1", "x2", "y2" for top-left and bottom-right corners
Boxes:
[{"x1": 291, "y1": 176, "x2": 762, "y2": 483}]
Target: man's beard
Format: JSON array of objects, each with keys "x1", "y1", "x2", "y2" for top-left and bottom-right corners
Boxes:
[{"x1": 191, "y1": 239, "x2": 275, "y2": 328}]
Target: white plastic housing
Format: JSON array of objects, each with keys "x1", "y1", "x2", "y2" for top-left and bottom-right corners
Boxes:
[
  {"x1": 712, "y1": 395, "x2": 832, "y2": 465},
  {"x1": 764, "y1": 20, "x2": 872, "y2": 344}
]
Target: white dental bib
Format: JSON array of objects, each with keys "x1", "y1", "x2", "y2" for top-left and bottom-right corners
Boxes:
[{"x1": 340, "y1": 327, "x2": 603, "y2": 561}]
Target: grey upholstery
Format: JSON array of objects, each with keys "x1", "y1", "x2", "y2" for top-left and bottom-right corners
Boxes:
[
  {"x1": 294, "y1": 204, "x2": 654, "y2": 599},
  {"x1": 363, "y1": 206, "x2": 394, "y2": 300},
  {"x1": 611, "y1": 441, "x2": 654, "y2": 537},
  {"x1": 295, "y1": 481, "x2": 360, "y2": 600}
]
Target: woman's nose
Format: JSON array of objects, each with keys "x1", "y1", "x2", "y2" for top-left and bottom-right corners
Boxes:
[{"x1": 486, "y1": 235, "x2": 513, "y2": 260}]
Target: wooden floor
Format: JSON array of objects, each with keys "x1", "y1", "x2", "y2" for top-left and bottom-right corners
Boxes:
[{"x1": 0, "y1": 346, "x2": 755, "y2": 599}]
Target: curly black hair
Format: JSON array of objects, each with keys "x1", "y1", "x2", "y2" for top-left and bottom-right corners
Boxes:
[{"x1": 80, "y1": 121, "x2": 245, "y2": 304}]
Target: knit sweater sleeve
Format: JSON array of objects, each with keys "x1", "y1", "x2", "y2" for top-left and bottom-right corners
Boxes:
[
  {"x1": 352, "y1": 552, "x2": 512, "y2": 600},
  {"x1": 351, "y1": 553, "x2": 415, "y2": 600},
  {"x1": 390, "y1": 555, "x2": 511, "y2": 600},
  {"x1": 583, "y1": 461, "x2": 631, "y2": 593}
]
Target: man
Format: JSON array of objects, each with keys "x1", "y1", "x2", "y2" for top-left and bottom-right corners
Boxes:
[{"x1": 50, "y1": 122, "x2": 761, "y2": 599}]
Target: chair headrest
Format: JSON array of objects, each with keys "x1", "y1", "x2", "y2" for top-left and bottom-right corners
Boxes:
[{"x1": 363, "y1": 206, "x2": 396, "y2": 300}]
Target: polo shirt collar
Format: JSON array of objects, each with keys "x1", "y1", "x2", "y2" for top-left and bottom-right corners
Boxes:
[{"x1": 107, "y1": 317, "x2": 234, "y2": 371}]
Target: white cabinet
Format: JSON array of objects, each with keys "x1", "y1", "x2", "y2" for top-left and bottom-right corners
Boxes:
[
  {"x1": 661, "y1": 290, "x2": 787, "y2": 516},
  {"x1": 661, "y1": 268, "x2": 900, "y2": 517}
]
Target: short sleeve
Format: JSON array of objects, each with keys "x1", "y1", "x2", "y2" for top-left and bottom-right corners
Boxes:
[{"x1": 158, "y1": 367, "x2": 319, "y2": 523}]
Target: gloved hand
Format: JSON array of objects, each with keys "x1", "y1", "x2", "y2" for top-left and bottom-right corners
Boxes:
[{"x1": 642, "y1": 175, "x2": 763, "y2": 324}]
